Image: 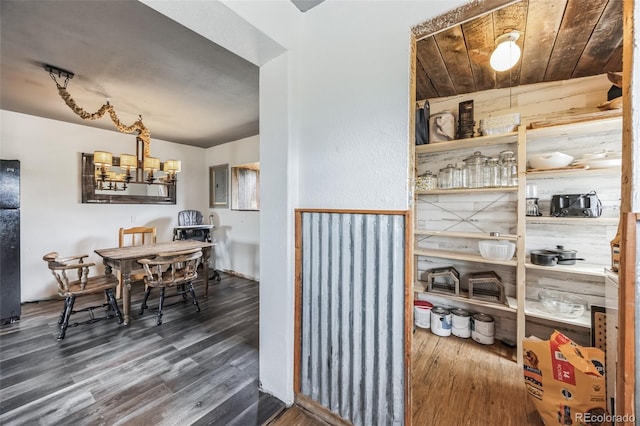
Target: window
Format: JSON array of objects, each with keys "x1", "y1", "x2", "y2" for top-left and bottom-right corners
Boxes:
[{"x1": 231, "y1": 162, "x2": 260, "y2": 211}]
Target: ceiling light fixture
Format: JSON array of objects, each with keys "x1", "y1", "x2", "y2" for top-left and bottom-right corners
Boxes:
[
  {"x1": 490, "y1": 32, "x2": 521, "y2": 72},
  {"x1": 44, "y1": 64, "x2": 181, "y2": 190}
]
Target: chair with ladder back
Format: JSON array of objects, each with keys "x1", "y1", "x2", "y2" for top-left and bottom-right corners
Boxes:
[
  {"x1": 43, "y1": 252, "x2": 122, "y2": 339},
  {"x1": 116, "y1": 226, "x2": 157, "y2": 298}
]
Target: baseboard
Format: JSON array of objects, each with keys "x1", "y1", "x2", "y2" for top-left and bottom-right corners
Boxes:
[
  {"x1": 221, "y1": 269, "x2": 259, "y2": 282},
  {"x1": 294, "y1": 393, "x2": 351, "y2": 426}
]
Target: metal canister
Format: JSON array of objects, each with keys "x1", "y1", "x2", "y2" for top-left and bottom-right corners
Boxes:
[
  {"x1": 414, "y1": 300, "x2": 434, "y2": 329},
  {"x1": 430, "y1": 306, "x2": 452, "y2": 337},
  {"x1": 471, "y1": 313, "x2": 495, "y2": 345},
  {"x1": 450, "y1": 308, "x2": 471, "y2": 338}
]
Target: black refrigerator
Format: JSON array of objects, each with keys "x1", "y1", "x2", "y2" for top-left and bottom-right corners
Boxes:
[{"x1": 0, "y1": 159, "x2": 20, "y2": 324}]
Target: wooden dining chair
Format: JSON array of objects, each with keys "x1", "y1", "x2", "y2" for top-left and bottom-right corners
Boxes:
[
  {"x1": 116, "y1": 226, "x2": 156, "y2": 298},
  {"x1": 43, "y1": 252, "x2": 122, "y2": 339},
  {"x1": 137, "y1": 248, "x2": 203, "y2": 325}
]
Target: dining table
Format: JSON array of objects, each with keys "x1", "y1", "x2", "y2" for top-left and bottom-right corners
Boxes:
[{"x1": 95, "y1": 239, "x2": 213, "y2": 325}]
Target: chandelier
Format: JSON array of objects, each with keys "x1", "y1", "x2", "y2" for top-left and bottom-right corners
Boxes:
[{"x1": 45, "y1": 64, "x2": 181, "y2": 191}]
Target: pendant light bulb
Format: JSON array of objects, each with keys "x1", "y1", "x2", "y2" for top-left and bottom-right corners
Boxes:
[{"x1": 490, "y1": 32, "x2": 521, "y2": 72}]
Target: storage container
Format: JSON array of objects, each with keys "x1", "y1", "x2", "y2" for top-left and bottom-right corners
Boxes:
[
  {"x1": 471, "y1": 313, "x2": 495, "y2": 345},
  {"x1": 414, "y1": 300, "x2": 434, "y2": 328},
  {"x1": 431, "y1": 306, "x2": 452, "y2": 337},
  {"x1": 451, "y1": 308, "x2": 471, "y2": 338}
]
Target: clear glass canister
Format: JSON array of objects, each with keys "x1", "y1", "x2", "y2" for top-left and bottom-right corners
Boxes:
[
  {"x1": 504, "y1": 157, "x2": 518, "y2": 186},
  {"x1": 499, "y1": 150, "x2": 514, "y2": 186},
  {"x1": 438, "y1": 164, "x2": 454, "y2": 189},
  {"x1": 452, "y1": 162, "x2": 466, "y2": 188},
  {"x1": 483, "y1": 158, "x2": 500, "y2": 187},
  {"x1": 499, "y1": 150, "x2": 514, "y2": 163},
  {"x1": 463, "y1": 151, "x2": 486, "y2": 188},
  {"x1": 416, "y1": 170, "x2": 438, "y2": 191}
]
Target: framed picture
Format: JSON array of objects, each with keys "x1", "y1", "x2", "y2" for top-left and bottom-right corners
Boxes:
[{"x1": 209, "y1": 164, "x2": 229, "y2": 208}]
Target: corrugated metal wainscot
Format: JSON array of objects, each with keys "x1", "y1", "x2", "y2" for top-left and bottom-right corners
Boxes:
[{"x1": 297, "y1": 210, "x2": 407, "y2": 426}]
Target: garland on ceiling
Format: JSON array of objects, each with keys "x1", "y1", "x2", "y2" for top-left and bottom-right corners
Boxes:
[{"x1": 55, "y1": 85, "x2": 151, "y2": 157}]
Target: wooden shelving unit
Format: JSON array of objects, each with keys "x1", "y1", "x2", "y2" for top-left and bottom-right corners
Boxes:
[{"x1": 412, "y1": 114, "x2": 622, "y2": 363}]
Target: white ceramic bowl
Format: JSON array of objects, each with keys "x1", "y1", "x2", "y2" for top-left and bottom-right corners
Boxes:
[
  {"x1": 528, "y1": 152, "x2": 574, "y2": 169},
  {"x1": 478, "y1": 240, "x2": 516, "y2": 261},
  {"x1": 538, "y1": 290, "x2": 587, "y2": 318}
]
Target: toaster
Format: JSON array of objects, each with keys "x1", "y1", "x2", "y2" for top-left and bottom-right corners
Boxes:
[{"x1": 550, "y1": 191, "x2": 602, "y2": 218}]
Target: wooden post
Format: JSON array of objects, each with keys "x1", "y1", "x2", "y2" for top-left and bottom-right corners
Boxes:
[{"x1": 618, "y1": 0, "x2": 639, "y2": 422}]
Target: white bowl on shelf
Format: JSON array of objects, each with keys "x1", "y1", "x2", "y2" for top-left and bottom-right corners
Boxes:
[
  {"x1": 528, "y1": 152, "x2": 574, "y2": 169},
  {"x1": 478, "y1": 240, "x2": 516, "y2": 261}
]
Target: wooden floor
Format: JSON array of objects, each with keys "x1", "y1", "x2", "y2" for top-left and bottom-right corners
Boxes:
[
  {"x1": 0, "y1": 272, "x2": 286, "y2": 426},
  {"x1": 269, "y1": 328, "x2": 543, "y2": 426},
  {"x1": 412, "y1": 328, "x2": 543, "y2": 426},
  {"x1": 1, "y1": 272, "x2": 543, "y2": 426}
]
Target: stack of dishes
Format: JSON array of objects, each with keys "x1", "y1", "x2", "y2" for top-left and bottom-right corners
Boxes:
[
  {"x1": 527, "y1": 152, "x2": 574, "y2": 170},
  {"x1": 571, "y1": 150, "x2": 622, "y2": 169}
]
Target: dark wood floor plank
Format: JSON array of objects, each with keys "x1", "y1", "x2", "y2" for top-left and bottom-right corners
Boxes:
[
  {"x1": 0, "y1": 273, "x2": 284, "y2": 426},
  {"x1": 192, "y1": 379, "x2": 260, "y2": 426}
]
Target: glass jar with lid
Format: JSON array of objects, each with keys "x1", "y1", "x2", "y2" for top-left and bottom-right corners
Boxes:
[
  {"x1": 483, "y1": 158, "x2": 500, "y2": 187},
  {"x1": 499, "y1": 150, "x2": 514, "y2": 163},
  {"x1": 438, "y1": 164, "x2": 454, "y2": 189},
  {"x1": 501, "y1": 157, "x2": 518, "y2": 187},
  {"x1": 416, "y1": 170, "x2": 438, "y2": 191},
  {"x1": 463, "y1": 151, "x2": 487, "y2": 188},
  {"x1": 452, "y1": 162, "x2": 466, "y2": 188}
]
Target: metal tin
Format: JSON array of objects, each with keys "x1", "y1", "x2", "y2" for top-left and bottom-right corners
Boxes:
[
  {"x1": 430, "y1": 306, "x2": 452, "y2": 337},
  {"x1": 450, "y1": 308, "x2": 471, "y2": 338},
  {"x1": 414, "y1": 300, "x2": 433, "y2": 329},
  {"x1": 471, "y1": 313, "x2": 495, "y2": 345}
]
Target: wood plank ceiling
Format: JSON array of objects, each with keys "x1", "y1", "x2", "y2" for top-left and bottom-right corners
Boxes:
[{"x1": 415, "y1": 0, "x2": 623, "y2": 100}]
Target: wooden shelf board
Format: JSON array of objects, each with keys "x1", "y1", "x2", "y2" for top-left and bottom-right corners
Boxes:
[
  {"x1": 525, "y1": 300, "x2": 591, "y2": 328},
  {"x1": 413, "y1": 284, "x2": 518, "y2": 313},
  {"x1": 526, "y1": 115, "x2": 621, "y2": 140},
  {"x1": 526, "y1": 166, "x2": 620, "y2": 177},
  {"x1": 414, "y1": 230, "x2": 518, "y2": 241},
  {"x1": 525, "y1": 216, "x2": 619, "y2": 226},
  {"x1": 524, "y1": 261, "x2": 606, "y2": 277},
  {"x1": 415, "y1": 132, "x2": 518, "y2": 154},
  {"x1": 416, "y1": 186, "x2": 518, "y2": 195},
  {"x1": 415, "y1": 249, "x2": 517, "y2": 266}
]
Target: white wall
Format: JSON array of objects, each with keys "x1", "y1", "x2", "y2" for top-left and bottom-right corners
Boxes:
[
  {"x1": 223, "y1": 0, "x2": 467, "y2": 404},
  {"x1": 1, "y1": 110, "x2": 209, "y2": 302},
  {"x1": 206, "y1": 135, "x2": 260, "y2": 280}
]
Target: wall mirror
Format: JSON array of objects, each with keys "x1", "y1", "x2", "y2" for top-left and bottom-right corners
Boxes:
[
  {"x1": 209, "y1": 164, "x2": 229, "y2": 208},
  {"x1": 81, "y1": 153, "x2": 176, "y2": 204},
  {"x1": 231, "y1": 162, "x2": 260, "y2": 211}
]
